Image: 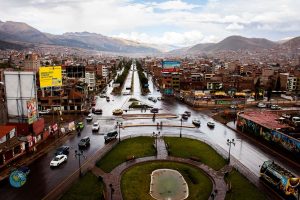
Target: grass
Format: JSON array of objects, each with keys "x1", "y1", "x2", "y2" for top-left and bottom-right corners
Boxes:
[
  {"x1": 60, "y1": 172, "x2": 104, "y2": 200},
  {"x1": 225, "y1": 170, "x2": 266, "y2": 200},
  {"x1": 121, "y1": 162, "x2": 212, "y2": 200},
  {"x1": 164, "y1": 137, "x2": 226, "y2": 170},
  {"x1": 96, "y1": 136, "x2": 156, "y2": 172}
]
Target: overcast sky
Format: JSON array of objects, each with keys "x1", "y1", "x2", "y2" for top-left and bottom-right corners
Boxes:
[{"x1": 0, "y1": 0, "x2": 300, "y2": 47}]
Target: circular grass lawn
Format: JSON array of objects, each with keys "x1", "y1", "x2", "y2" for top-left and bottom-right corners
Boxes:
[{"x1": 121, "y1": 162, "x2": 213, "y2": 200}]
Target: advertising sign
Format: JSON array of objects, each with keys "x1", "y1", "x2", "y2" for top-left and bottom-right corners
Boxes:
[
  {"x1": 39, "y1": 66, "x2": 62, "y2": 88},
  {"x1": 162, "y1": 61, "x2": 181, "y2": 73},
  {"x1": 26, "y1": 99, "x2": 37, "y2": 124}
]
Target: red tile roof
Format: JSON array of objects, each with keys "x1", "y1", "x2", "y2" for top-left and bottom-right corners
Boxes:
[
  {"x1": 239, "y1": 111, "x2": 290, "y2": 129},
  {"x1": 0, "y1": 126, "x2": 15, "y2": 138}
]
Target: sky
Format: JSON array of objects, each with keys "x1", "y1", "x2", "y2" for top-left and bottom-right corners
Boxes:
[{"x1": 0, "y1": 0, "x2": 300, "y2": 47}]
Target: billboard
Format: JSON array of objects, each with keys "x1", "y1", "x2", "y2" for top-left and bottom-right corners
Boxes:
[
  {"x1": 162, "y1": 61, "x2": 181, "y2": 72},
  {"x1": 39, "y1": 66, "x2": 62, "y2": 88},
  {"x1": 4, "y1": 71, "x2": 37, "y2": 121},
  {"x1": 27, "y1": 99, "x2": 37, "y2": 124}
]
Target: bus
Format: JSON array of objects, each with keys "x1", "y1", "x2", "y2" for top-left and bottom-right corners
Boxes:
[{"x1": 260, "y1": 160, "x2": 299, "y2": 199}]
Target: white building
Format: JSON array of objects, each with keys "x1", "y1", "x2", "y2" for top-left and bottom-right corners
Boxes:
[
  {"x1": 287, "y1": 76, "x2": 300, "y2": 92},
  {"x1": 85, "y1": 72, "x2": 96, "y2": 91}
]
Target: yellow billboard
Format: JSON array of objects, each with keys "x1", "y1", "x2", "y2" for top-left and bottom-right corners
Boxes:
[{"x1": 39, "y1": 66, "x2": 62, "y2": 88}]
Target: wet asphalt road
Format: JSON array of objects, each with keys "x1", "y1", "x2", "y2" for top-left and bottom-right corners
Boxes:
[{"x1": 0, "y1": 63, "x2": 299, "y2": 200}]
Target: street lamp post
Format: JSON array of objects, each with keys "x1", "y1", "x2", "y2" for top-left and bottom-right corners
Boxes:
[
  {"x1": 227, "y1": 139, "x2": 235, "y2": 164},
  {"x1": 75, "y1": 150, "x2": 85, "y2": 177},
  {"x1": 117, "y1": 122, "x2": 123, "y2": 143},
  {"x1": 109, "y1": 183, "x2": 114, "y2": 200},
  {"x1": 180, "y1": 118, "x2": 183, "y2": 138}
]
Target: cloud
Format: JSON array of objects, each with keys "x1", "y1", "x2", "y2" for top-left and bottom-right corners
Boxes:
[
  {"x1": 150, "y1": 0, "x2": 200, "y2": 11},
  {"x1": 0, "y1": 0, "x2": 300, "y2": 45},
  {"x1": 226, "y1": 23, "x2": 244, "y2": 31},
  {"x1": 115, "y1": 31, "x2": 208, "y2": 46}
]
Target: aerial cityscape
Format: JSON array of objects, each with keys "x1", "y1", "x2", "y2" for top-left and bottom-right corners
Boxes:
[{"x1": 0, "y1": 0, "x2": 299, "y2": 200}]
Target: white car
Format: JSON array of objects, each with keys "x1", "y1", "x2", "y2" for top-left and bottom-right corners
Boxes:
[
  {"x1": 257, "y1": 102, "x2": 266, "y2": 108},
  {"x1": 92, "y1": 122, "x2": 100, "y2": 131},
  {"x1": 86, "y1": 113, "x2": 93, "y2": 122},
  {"x1": 50, "y1": 155, "x2": 67, "y2": 167}
]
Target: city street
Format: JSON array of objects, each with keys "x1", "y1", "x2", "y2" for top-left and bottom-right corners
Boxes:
[{"x1": 0, "y1": 62, "x2": 299, "y2": 200}]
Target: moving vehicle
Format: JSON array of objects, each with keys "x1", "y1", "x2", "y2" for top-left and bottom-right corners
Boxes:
[
  {"x1": 104, "y1": 131, "x2": 118, "y2": 143},
  {"x1": 192, "y1": 118, "x2": 201, "y2": 127},
  {"x1": 92, "y1": 122, "x2": 100, "y2": 132},
  {"x1": 257, "y1": 102, "x2": 267, "y2": 108},
  {"x1": 150, "y1": 108, "x2": 159, "y2": 113},
  {"x1": 270, "y1": 104, "x2": 281, "y2": 110},
  {"x1": 50, "y1": 155, "x2": 67, "y2": 167},
  {"x1": 94, "y1": 109, "x2": 102, "y2": 115},
  {"x1": 113, "y1": 109, "x2": 123, "y2": 115},
  {"x1": 260, "y1": 160, "x2": 299, "y2": 199},
  {"x1": 122, "y1": 92, "x2": 131, "y2": 95},
  {"x1": 184, "y1": 111, "x2": 191, "y2": 117},
  {"x1": 86, "y1": 113, "x2": 93, "y2": 122},
  {"x1": 78, "y1": 136, "x2": 90, "y2": 148},
  {"x1": 76, "y1": 122, "x2": 84, "y2": 131},
  {"x1": 100, "y1": 94, "x2": 106, "y2": 98},
  {"x1": 106, "y1": 96, "x2": 110, "y2": 102},
  {"x1": 292, "y1": 116, "x2": 300, "y2": 126},
  {"x1": 55, "y1": 146, "x2": 70, "y2": 155},
  {"x1": 148, "y1": 97, "x2": 157, "y2": 103},
  {"x1": 181, "y1": 113, "x2": 189, "y2": 120},
  {"x1": 207, "y1": 122, "x2": 215, "y2": 128}
]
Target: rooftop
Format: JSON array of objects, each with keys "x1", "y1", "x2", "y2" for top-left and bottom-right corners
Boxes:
[
  {"x1": 238, "y1": 111, "x2": 290, "y2": 130},
  {"x1": 0, "y1": 125, "x2": 15, "y2": 138}
]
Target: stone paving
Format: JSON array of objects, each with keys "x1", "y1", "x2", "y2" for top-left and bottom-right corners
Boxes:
[{"x1": 92, "y1": 137, "x2": 228, "y2": 200}]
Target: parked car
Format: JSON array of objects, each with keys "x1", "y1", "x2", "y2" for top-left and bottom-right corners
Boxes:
[
  {"x1": 192, "y1": 118, "x2": 201, "y2": 127},
  {"x1": 122, "y1": 92, "x2": 131, "y2": 95},
  {"x1": 104, "y1": 131, "x2": 118, "y2": 143},
  {"x1": 106, "y1": 96, "x2": 110, "y2": 102},
  {"x1": 78, "y1": 136, "x2": 90, "y2": 148},
  {"x1": 184, "y1": 111, "x2": 191, "y2": 117},
  {"x1": 270, "y1": 104, "x2": 281, "y2": 110},
  {"x1": 113, "y1": 109, "x2": 123, "y2": 115},
  {"x1": 92, "y1": 122, "x2": 100, "y2": 132},
  {"x1": 100, "y1": 94, "x2": 106, "y2": 98},
  {"x1": 181, "y1": 113, "x2": 189, "y2": 120},
  {"x1": 150, "y1": 108, "x2": 159, "y2": 113},
  {"x1": 50, "y1": 155, "x2": 67, "y2": 167},
  {"x1": 55, "y1": 146, "x2": 70, "y2": 155},
  {"x1": 86, "y1": 113, "x2": 93, "y2": 122},
  {"x1": 257, "y1": 102, "x2": 267, "y2": 108},
  {"x1": 157, "y1": 96, "x2": 165, "y2": 101},
  {"x1": 94, "y1": 109, "x2": 102, "y2": 115}
]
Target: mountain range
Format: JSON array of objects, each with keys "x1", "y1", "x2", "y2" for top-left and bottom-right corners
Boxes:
[{"x1": 0, "y1": 20, "x2": 299, "y2": 54}]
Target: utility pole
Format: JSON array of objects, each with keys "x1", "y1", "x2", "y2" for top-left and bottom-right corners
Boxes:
[
  {"x1": 227, "y1": 139, "x2": 235, "y2": 164},
  {"x1": 75, "y1": 150, "x2": 85, "y2": 177}
]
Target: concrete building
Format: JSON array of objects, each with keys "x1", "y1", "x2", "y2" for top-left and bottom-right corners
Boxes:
[
  {"x1": 0, "y1": 126, "x2": 26, "y2": 168},
  {"x1": 85, "y1": 72, "x2": 96, "y2": 91},
  {"x1": 24, "y1": 52, "x2": 40, "y2": 72}
]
